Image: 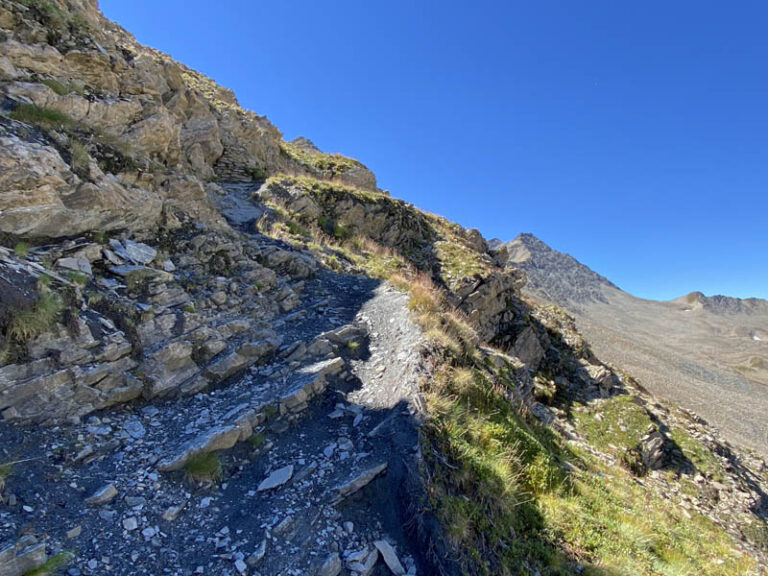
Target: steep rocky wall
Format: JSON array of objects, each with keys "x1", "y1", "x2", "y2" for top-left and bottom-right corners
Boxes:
[{"x1": 0, "y1": 0, "x2": 376, "y2": 240}]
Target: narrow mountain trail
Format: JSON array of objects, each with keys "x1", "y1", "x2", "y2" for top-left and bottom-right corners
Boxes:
[{"x1": 0, "y1": 184, "x2": 430, "y2": 575}]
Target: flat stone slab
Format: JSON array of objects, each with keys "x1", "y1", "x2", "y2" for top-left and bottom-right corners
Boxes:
[
  {"x1": 158, "y1": 425, "x2": 241, "y2": 472},
  {"x1": 110, "y1": 239, "x2": 157, "y2": 265},
  {"x1": 280, "y1": 357, "x2": 344, "y2": 414},
  {"x1": 56, "y1": 257, "x2": 92, "y2": 275},
  {"x1": 318, "y1": 552, "x2": 342, "y2": 576},
  {"x1": 203, "y1": 352, "x2": 251, "y2": 382},
  {"x1": 257, "y1": 464, "x2": 294, "y2": 492},
  {"x1": 334, "y1": 462, "x2": 387, "y2": 503}
]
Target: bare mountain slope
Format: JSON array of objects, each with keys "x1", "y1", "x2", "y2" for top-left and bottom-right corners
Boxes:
[
  {"x1": 1, "y1": 3, "x2": 766, "y2": 574},
  {"x1": 497, "y1": 233, "x2": 768, "y2": 457}
]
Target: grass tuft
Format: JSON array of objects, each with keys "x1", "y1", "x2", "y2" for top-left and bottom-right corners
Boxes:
[
  {"x1": 65, "y1": 271, "x2": 88, "y2": 286},
  {"x1": 0, "y1": 461, "x2": 12, "y2": 493},
  {"x1": 69, "y1": 139, "x2": 90, "y2": 174},
  {"x1": 42, "y1": 78, "x2": 70, "y2": 96},
  {"x1": 183, "y1": 452, "x2": 222, "y2": 484},
  {"x1": 408, "y1": 282, "x2": 441, "y2": 316},
  {"x1": 22, "y1": 551, "x2": 74, "y2": 576},
  {"x1": 13, "y1": 242, "x2": 29, "y2": 256},
  {"x1": 5, "y1": 291, "x2": 62, "y2": 343},
  {"x1": 9, "y1": 104, "x2": 73, "y2": 127},
  {"x1": 248, "y1": 431, "x2": 267, "y2": 449}
]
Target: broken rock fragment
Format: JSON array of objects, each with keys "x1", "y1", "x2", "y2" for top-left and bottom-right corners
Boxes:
[
  {"x1": 334, "y1": 462, "x2": 387, "y2": 503},
  {"x1": 257, "y1": 464, "x2": 294, "y2": 492},
  {"x1": 374, "y1": 540, "x2": 406, "y2": 575},
  {"x1": 84, "y1": 483, "x2": 118, "y2": 505}
]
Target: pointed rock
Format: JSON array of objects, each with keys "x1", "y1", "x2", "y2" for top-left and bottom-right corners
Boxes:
[
  {"x1": 374, "y1": 540, "x2": 405, "y2": 575},
  {"x1": 84, "y1": 483, "x2": 117, "y2": 505}
]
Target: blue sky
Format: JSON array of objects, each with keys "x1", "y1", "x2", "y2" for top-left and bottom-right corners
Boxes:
[{"x1": 101, "y1": 1, "x2": 768, "y2": 300}]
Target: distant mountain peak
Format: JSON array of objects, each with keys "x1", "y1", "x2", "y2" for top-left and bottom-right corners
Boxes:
[
  {"x1": 673, "y1": 291, "x2": 768, "y2": 315},
  {"x1": 499, "y1": 234, "x2": 618, "y2": 305}
]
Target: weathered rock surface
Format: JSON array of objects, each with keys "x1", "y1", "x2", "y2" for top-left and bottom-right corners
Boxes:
[
  {"x1": 374, "y1": 540, "x2": 406, "y2": 575},
  {"x1": 257, "y1": 464, "x2": 294, "y2": 492},
  {"x1": 84, "y1": 483, "x2": 118, "y2": 505},
  {"x1": 0, "y1": 536, "x2": 47, "y2": 576}
]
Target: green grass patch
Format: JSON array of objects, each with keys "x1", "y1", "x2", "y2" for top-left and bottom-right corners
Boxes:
[
  {"x1": 22, "y1": 551, "x2": 74, "y2": 576},
  {"x1": 248, "y1": 431, "x2": 267, "y2": 449},
  {"x1": 245, "y1": 164, "x2": 268, "y2": 181},
  {"x1": 64, "y1": 271, "x2": 88, "y2": 286},
  {"x1": 666, "y1": 426, "x2": 726, "y2": 483},
  {"x1": 434, "y1": 239, "x2": 490, "y2": 281},
  {"x1": 572, "y1": 394, "x2": 653, "y2": 455},
  {"x1": 69, "y1": 139, "x2": 90, "y2": 173},
  {"x1": 280, "y1": 139, "x2": 358, "y2": 177},
  {"x1": 42, "y1": 78, "x2": 70, "y2": 96},
  {"x1": 4, "y1": 291, "x2": 62, "y2": 344},
  {"x1": 540, "y1": 464, "x2": 753, "y2": 575},
  {"x1": 285, "y1": 218, "x2": 310, "y2": 237},
  {"x1": 17, "y1": 0, "x2": 91, "y2": 46},
  {"x1": 0, "y1": 461, "x2": 12, "y2": 486},
  {"x1": 13, "y1": 242, "x2": 29, "y2": 256},
  {"x1": 183, "y1": 452, "x2": 222, "y2": 484},
  {"x1": 425, "y1": 362, "x2": 573, "y2": 574},
  {"x1": 9, "y1": 104, "x2": 73, "y2": 127},
  {"x1": 425, "y1": 357, "x2": 755, "y2": 575}
]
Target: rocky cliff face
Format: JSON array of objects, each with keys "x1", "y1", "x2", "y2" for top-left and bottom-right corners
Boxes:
[
  {"x1": 0, "y1": 3, "x2": 766, "y2": 576},
  {"x1": 0, "y1": 0, "x2": 377, "y2": 239}
]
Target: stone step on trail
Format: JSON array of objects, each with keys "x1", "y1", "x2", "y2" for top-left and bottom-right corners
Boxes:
[
  {"x1": 157, "y1": 357, "x2": 345, "y2": 472},
  {"x1": 333, "y1": 462, "x2": 388, "y2": 504}
]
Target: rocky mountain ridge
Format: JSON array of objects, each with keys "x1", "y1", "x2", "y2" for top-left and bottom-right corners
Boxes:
[
  {"x1": 494, "y1": 233, "x2": 618, "y2": 306},
  {"x1": 673, "y1": 291, "x2": 768, "y2": 316},
  {"x1": 0, "y1": 2, "x2": 766, "y2": 575},
  {"x1": 495, "y1": 232, "x2": 768, "y2": 458}
]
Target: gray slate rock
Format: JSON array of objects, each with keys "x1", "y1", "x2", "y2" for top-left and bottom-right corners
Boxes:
[
  {"x1": 334, "y1": 462, "x2": 387, "y2": 502},
  {"x1": 257, "y1": 465, "x2": 293, "y2": 492},
  {"x1": 110, "y1": 239, "x2": 157, "y2": 265},
  {"x1": 84, "y1": 483, "x2": 118, "y2": 506},
  {"x1": 0, "y1": 535, "x2": 47, "y2": 576},
  {"x1": 374, "y1": 540, "x2": 406, "y2": 575},
  {"x1": 56, "y1": 257, "x2": 92, "y2": 275},
  {"x1": 318, "y1": 552, "x2": 342, "y2": 576}
]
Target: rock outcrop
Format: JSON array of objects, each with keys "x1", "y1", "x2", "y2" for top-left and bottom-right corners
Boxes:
[{"x1": 0, "y1": 0, "x2": 376, "y2": 241}]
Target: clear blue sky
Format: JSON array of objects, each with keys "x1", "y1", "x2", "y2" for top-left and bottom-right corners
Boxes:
[{"x1": 101, "y1": 1, "x2": 768, "y2": 300}]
